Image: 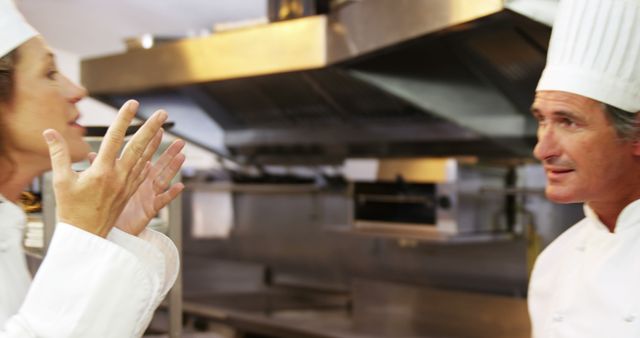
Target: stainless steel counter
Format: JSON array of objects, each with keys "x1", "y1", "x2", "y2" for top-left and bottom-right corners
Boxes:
[{"x1": 182, "y1": 256, "x2": 530, "y2": 338}]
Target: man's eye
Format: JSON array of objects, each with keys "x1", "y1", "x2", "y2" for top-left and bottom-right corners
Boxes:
[{"x1": 560, "y1": 118, "x2": 575, "y2": 127}]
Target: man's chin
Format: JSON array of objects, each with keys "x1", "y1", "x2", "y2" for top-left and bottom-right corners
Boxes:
[{"x1": 545, "y1": 187, "x2": 581, "y2": 204}]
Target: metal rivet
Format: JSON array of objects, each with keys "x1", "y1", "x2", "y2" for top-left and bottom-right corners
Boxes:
[{"x1": 624, "y1": 315, "x2": 636, "y2": 323}]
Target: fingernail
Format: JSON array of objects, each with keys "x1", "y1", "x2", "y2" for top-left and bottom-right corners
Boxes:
[
  {"x1": 158, "y1": 110, "x2": 167, "y2": 120},
  {"x1": 127, "y1": 100, "x2": 139, "y2": 110},
  {"x1": 43, "y1": 130, "x2": 55, "y2": 144}
]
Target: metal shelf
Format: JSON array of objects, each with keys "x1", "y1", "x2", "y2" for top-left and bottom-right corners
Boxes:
[{"x1": 325, "y1": 224, "x2": 516, "y2": 245}]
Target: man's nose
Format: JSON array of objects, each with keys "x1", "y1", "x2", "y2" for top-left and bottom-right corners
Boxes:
[{"x1": 533, "y1": 125, "x2": 559, "y2": 161}]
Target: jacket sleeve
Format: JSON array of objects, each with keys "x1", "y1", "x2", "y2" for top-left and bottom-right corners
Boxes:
[
  {"x1": 0, "y1": 222, "x2": 178, "y2": 338},
  {"x1": 107, "y1": 227, "x2": 180, "y2": 336}
]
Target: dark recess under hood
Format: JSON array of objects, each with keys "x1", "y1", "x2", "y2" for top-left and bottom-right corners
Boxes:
[{"x1": 81, "y1": 0, "x2": 551, "y2": 165}]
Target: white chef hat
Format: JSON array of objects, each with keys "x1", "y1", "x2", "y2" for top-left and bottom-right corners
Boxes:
[
  {"x1": 537, "y1": 0, "x2": 640, "y2": 113},
  {"x1": 0, "y1": 0, "x2": 38, "y2": 58}
]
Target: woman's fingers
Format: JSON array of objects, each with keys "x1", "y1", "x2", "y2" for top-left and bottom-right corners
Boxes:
[
  {"x1": 154, "y1": 183, "x2": 185, "y2": 211},
  {"x1": 131, "y1": 161, "x2": 152, "y2": 193},
  {"x1": 43, "y1": 129, "x2": 73, "y2": 182},
  {"x1": 154, "y1": 153, "x2": 186, "y2": 192},
  {"x1": 150, "y1": 139, "x2": 185, "y2": 177},
  {"x1": 128, "y1": 128, "x2": 163, "y2": 183},
  {"x1": 119, "y1": 109, "x2": 167, "y2": 171},
  {"x1": 95, "y1": 100, "x2": 139, "y2": 165}
]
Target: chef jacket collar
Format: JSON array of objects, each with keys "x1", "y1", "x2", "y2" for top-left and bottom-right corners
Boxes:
[
  {"x1": 584, "y1": 198, "x2": 640, "y2": 234},
  {"x1": 0, "y1": 194, "x2": 26, "y2": 235}
]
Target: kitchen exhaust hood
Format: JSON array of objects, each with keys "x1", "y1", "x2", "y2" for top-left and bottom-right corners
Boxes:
[{"x1": 81, "y1": 0, "x2": 552, "y2": 164}]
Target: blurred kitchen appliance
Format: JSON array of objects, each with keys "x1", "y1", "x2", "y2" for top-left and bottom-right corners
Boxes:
[{"x1": 350, "y1": 158, "x2": 509, "y2": 235}]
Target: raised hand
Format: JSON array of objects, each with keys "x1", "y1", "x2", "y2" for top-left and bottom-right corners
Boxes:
[
  {"x1": 43, "y1": 100, "x2": 166, "y2": 238},
  {"x1": 89, "y1": 137, "x2": 186, "y2": 236}
]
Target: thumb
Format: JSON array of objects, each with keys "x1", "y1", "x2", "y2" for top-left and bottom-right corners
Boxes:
[{"x1": 43, "y1": 129, "x2": 73, "y2": 179}]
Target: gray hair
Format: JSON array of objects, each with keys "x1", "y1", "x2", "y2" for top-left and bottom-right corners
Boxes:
[{"x1": 603, "y1": 104, "x2": 640, "y2": 141}]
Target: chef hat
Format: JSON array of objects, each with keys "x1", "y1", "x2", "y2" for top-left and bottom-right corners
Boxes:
[
  {"x1": 537, "y1": 0, "x2": 640, "y2": 113},
  {"x1": 0, "y1": 0, "x2": 38, "y2": 58}
]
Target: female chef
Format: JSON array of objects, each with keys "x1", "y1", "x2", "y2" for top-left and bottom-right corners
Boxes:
[{"x1": 0, "y1": 0, "x2": 186, "y2": 336}]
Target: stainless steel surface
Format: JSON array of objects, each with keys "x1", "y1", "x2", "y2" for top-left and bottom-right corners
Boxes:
[
  {"x1": 325, "y1": 0, "x2": 503, "y2": 62},
  {"x1": 182, "y1": 182, "x2": 532, "y2": 295},
  {"x1": 180, "y1": 258, "x2": 530, "y2": 338},
  {"x1": 81, "y1": 0, "x2": 552, "y2": 162},
  {"x1": 178, "y1": 164, "x2": 583, "y2": 337},
  {"x1": 82, "y1": 16, "x2": 328, "y2": 93},
  {"x1": 81, "y1": 1, "x2": 503, "y2": 92},
  {"x1": 333, "y1": 224, "x2": 515, "y2": 244},
  {"x1": 187, "y1": 182, "x2": 321, "y2": 194},
  {"x1": 351, "y1": 279, "x2": 530, "y2": 338}
]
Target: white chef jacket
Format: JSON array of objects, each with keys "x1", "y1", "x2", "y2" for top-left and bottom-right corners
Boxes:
[
  {"x1": 528, "y1": 199, "x2": 640, "y2": 338},
  {"x1": 0, "y1": 195, "x2": 179, "y2": 337}
]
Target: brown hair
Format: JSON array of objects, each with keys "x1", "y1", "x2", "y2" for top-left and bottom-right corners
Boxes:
[{"x1": 0, "y1": 49, "x2": 18, "y2": 184}]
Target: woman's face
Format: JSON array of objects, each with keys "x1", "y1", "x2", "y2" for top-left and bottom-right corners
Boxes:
[{"x1": 3, "y1": 36, "x2": 89, "y2": 167}]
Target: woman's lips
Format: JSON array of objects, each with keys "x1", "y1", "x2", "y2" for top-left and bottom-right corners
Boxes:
[{"x1": 69, "y1": 121, "x2": 87, "y2": 134}]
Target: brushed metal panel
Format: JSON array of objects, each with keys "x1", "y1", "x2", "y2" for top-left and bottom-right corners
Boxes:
[{"x1": 82, "y1": 16, "x2": 328, "y2": 94}]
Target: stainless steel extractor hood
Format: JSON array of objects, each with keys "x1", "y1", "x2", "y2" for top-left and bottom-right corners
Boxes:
[{"x1": 81, "y1": 0, "x2": 552, "y2": 164}]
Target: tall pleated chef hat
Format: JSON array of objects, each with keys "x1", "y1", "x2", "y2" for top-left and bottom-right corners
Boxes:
[
  {"x1": 0, "y1": 0, "x2": 38, "y2": 58},
  {"x1": 537, "y1": 0, "x2": 640, "y2": 113}
]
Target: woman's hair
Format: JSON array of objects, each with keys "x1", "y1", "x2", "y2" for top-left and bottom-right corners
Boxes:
[{"x1": 0, "y1": 49, "x2": 17, "y2": 184}]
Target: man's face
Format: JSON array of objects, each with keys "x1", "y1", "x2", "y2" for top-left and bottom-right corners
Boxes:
[{"x1": 532, "y1": 90, "x2": 639, "y2": 204}]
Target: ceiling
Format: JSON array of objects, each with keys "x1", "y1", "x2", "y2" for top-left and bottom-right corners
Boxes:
[{"x1": 16, "y1": 0, "x2": 267, "y2": 58}]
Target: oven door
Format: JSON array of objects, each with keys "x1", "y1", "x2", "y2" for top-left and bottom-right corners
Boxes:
[{"x1": 352, "y1": 181, "x2": 442, "y2": 233}]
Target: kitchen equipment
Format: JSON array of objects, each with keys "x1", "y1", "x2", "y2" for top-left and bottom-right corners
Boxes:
[{"x1": 350, "y1": 158, "x2": 510, "y2": 235}]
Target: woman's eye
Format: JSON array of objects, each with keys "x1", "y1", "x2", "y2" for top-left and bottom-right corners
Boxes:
[{"x1": 46, "y1": 70, "x2": 58, "y2": 80}]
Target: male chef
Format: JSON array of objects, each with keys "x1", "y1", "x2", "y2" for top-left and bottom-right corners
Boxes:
[{"x1": 527, "y1": 0, "x2": 640, "y2": 337}]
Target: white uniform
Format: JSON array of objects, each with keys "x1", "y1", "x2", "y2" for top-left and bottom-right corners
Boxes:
[
  {"x1": 528, "y1": 199, "x2": 640, "y2": 338},
  {"x1": 0, "y1": 195, "x2": 179, "y2": 337}
]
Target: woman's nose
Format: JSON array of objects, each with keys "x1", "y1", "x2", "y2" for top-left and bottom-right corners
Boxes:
[{"x1": 61, "y1": 74, "x2": 88, "y2": 104}]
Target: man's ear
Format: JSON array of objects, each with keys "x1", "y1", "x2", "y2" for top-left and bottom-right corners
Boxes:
[{"x1": 632, "y1": 141, "x2": 640, "y2": 156}]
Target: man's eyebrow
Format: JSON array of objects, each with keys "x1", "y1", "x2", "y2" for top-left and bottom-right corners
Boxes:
[
  {"x1": 530, "y1": 107, "x2": 542, "y2": 117},
  {"x1": 529, "y1": 107, "x2": 584, "y2": 121},
  {"x1": 553, "y1": 110, "x2": 582, "y2": 120}
]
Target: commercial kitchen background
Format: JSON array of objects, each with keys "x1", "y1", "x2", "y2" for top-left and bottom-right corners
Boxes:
[{"x1": 15, "y1": 1, "x2": 582, "y2": 337}]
